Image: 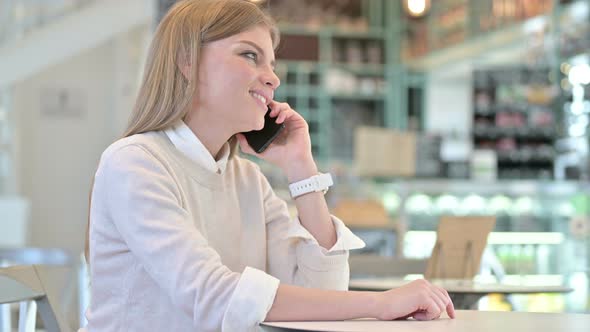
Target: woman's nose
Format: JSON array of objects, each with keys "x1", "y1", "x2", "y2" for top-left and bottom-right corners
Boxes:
[{"x1": 262, "y1": 68, "x2": 280, "y2": 90}]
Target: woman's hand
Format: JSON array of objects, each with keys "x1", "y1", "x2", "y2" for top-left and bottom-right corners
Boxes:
[
  {"x1": 374, "y1": 279, "x2": 456, "y2": 321},
  {"x1": 236, "y1": 101, "x2": 316, "y2": 181}
]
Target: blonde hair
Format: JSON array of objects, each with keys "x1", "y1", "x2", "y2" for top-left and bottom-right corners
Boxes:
[{"x1": 85, "y1": 0, "x2": 279, "y2": 262}]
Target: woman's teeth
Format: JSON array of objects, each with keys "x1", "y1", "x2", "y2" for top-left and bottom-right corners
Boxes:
[{"x1": 250, "y1": 92, "x2": 267, "y2": 105}]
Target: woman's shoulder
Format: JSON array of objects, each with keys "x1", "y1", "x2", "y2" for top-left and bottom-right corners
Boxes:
[
  {"x1": 228, "y1": 155, "x2": 263, "y2": 176},
  {"x1": 98, "y1": 131, "x2": 171, "y2": 170}
]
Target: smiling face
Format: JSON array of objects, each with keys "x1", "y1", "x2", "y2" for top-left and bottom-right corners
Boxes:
[{"x1": 194, "y1": 25, "x2": 280, "y2": 135}]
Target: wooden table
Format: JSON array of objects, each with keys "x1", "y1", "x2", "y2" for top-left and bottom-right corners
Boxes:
[
  {"x1": 348, "y1": 278, "x2": 573, "y2": 309},
  {"x1": 260, "y1": 310, "x2": 590, "y2": 331}
]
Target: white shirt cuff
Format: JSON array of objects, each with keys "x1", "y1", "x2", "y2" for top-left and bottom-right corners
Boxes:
[
  {"x1": 222, "y1": 267, "x2": 279, "y2": 332},
  {"x1": 285, "y1": 215, "x2": 366, "y2": 255}
]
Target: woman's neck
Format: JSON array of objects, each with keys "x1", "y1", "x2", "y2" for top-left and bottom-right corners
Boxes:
[{"x1": 184, "y1": 112, "x2": 231, "y2": 161}]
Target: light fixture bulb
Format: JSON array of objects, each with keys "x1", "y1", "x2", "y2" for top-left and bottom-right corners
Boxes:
[
  {"x1": 569, "y1": 64, "x2": 590, "y2": 85},
  {"x1": 405, "y1": 0, "x2": 431, "y2": 18}
]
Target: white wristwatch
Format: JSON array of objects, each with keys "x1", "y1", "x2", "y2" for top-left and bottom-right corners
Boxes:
[{"x1": 288, "y1": 173, "x2": 333, "y2": 199}]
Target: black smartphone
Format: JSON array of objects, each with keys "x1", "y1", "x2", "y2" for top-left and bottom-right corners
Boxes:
[{"x1": 243, "y1": 107, "x2": 286, "y2": 153}]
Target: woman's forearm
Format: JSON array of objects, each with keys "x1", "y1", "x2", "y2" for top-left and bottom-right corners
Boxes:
[
  {"x1": 265, "y1": 280, "x2": 457, "y2": 322},
  {"x1": 292, "y1": 191, "x2": 337, "y2": 249},
  {"x1": 285, "y1": 159, "x2": 336, "y2": 250},
  {"x1": 265, "y1": 284, "x2": 378, "y2": 322}
]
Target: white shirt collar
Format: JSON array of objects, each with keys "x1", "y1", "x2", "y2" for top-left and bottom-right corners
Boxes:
[{"x1": 164, "y1": 120, "x2": 230, "y2": 174}]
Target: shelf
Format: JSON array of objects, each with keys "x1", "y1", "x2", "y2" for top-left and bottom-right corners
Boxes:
[
  {"x1": 474, "y1": 104, "x2": 553, "y2": 115},
  {"x1": 328, "y1": 63, "x2": 386, "y2": 75},
  {"x1": 405, "y1": 22, "x2": 526, "y2": 70},
  {"x1": 276, "y1": 60, "x2": 320, "y2": 69},
  {"x1": 278, "y1": 24, "x2": 385, "y2": 39},
  {"x1": 266, "y1": 0, "x2": 416, "y2": 159},
  {"x1": 329, "y1": 92, "x2": 385, "y2": 100},
  {"x1": 277, "y1": 25, "x2": 323, "y2": 36},
  {"x1": 497, "y1": 158, "x2": 553, "y2": 166},
  {"x1": 329, "y1": 28, "x2": 385, "y2": 39},
  {"x1": 276, "y1": 89, "x2": 387, "y2": 101},
  {"x1": 404, "y1": 1, "x2": 590, "y2": 72},
  {"x1": 276, "y1": 85, "x2": 322, "y2": 97},
  {"x1": 472, "y1": 65, "x2": 558, "y2": 180},
  {"x1": 404, "y1": 2, "x2": 557, "y2": 70},
  {"x1": 473, "y1": 127, "x2": 555, "y2": 140},
  {"x1": 375, "y1": 178, "x2": 586, "y2": 196}
]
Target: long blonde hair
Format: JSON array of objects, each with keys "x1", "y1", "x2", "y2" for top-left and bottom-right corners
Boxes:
[{"x1": 85, "y1": 0, "x2": 279, "y2": 262}]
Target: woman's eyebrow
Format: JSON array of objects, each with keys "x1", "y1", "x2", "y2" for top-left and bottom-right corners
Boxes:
[{"x1": 236, "y1": 40, "x2": 276, "y2": 67}]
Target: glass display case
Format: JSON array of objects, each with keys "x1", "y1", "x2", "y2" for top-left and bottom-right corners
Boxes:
[
  {"x1": 363, "y1": 178, "x2": 590, "y2": 312},
  {"x1": 472, "y1": 67, "x2": 558, "y2": 180}
]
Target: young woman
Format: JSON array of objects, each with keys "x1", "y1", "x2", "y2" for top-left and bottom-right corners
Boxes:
[{"x1": 83, "y1": 0, "x2": 455, "y2": 331}]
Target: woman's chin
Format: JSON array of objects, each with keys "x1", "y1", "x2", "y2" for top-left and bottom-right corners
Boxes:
[
  {"x1": 241, "y1": 122, "x2": 264, "y2": 133},
  {"x1": 253, "y1": 120, "x2": 265, "y2": 131}
]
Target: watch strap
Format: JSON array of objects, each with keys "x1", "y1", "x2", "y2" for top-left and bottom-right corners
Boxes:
[{"x1": 288, "y1": 173, "x2": 333, "y2": 199}]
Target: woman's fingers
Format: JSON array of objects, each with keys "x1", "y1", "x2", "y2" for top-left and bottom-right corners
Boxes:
[
  {"x1": 377, "y1": 279, "x2": 456, "y2": 322},
  {"x1": 444, "y1": 290, "x2": 456, "y2": 318},
  {"x1": 268, "y1": 101, "x2": 279, "y2": 117},
  {"x1": 408, "y1": 280, "x2": 455, "y2": 321},
  {"x1": 413, "y1": 298, "x2": 442, "y2": 321},
  {"x1": 269, "y1": 102, "x2": 303, "y2": 125},
  {"x1": 446, "y1": 299, "x2": 456, "y2": 319},
  {"x1": 277, "y1": 109, "x2": 287, "y2": 123},
  {"x1": 431, "y1": 285, "x2": 455, "y2": 319},
  {"x1": 269, "y1": 101, "x2": 290, "y2": 118},
  {"x1": 431, "y1": 285, "x2": 454, "y2": 318},
  {"x1": 427, "y1": 287, "x2": 447, "y2": 318},
  {"x1": 276, "y1": 106, "x2": 293, "y2": 124}
]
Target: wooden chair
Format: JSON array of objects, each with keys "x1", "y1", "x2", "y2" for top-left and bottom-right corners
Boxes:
[{"x1": 0, "y1": 265, "x2": 71, "y2": 332}]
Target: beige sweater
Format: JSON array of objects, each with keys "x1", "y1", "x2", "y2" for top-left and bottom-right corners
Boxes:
[{"x1": 84, "y1": 130, "x2": 364, "y2": 332}]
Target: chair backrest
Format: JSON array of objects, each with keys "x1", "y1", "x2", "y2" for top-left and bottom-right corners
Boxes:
[{"x1": 0, "y1": 265, "x2": 71, "y2": 332}]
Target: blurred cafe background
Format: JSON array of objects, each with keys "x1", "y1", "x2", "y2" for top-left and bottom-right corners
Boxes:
[{"x1": 0, "y1": 0, "x2": 589, "y2": 329}]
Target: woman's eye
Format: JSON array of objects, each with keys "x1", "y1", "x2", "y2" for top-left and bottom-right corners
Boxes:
[{"x1": 242, "y1": 51, "x2": 258, "y2": 62}]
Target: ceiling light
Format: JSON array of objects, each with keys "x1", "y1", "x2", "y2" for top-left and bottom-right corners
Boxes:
[
  {"x1": 404, "y1": 0, "x2": 431, "y2": 18},
  {"x1": 569, "y1": 64, "x2": 590, "y2": 85}
]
